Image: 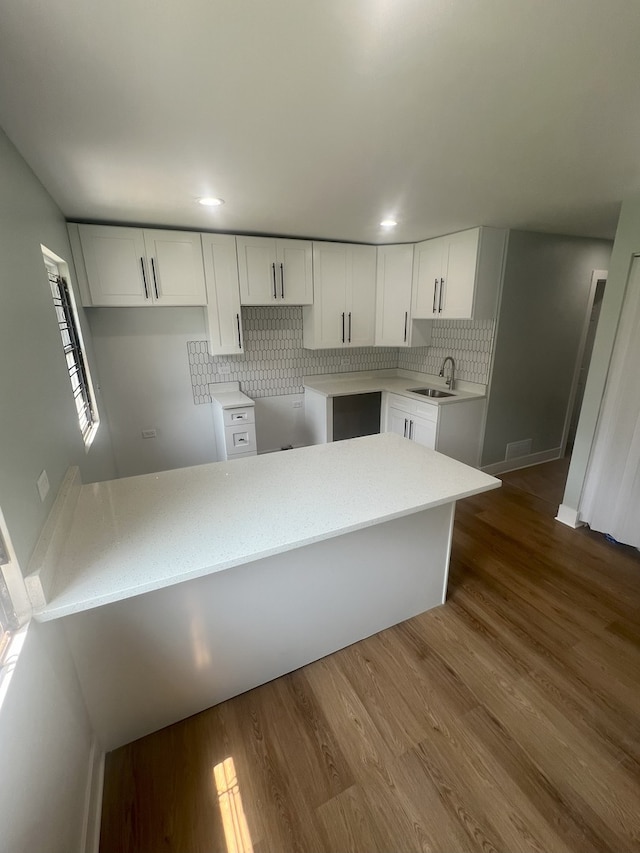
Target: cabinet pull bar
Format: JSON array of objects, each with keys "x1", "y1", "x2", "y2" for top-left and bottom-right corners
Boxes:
[
  {"x1": 404, "y1": 418, "x2": 408, "y2": 438},
  {"x1": 439, "y1": 277, "x2": 444, "y2": 313},
  {"x1": 236, "y1": 313, "x2": 242, "y2": 349},
  {"x1": 272, "y1": 263, "x2": 277, "y2": 299},
  {"x1": 342, "y1": 312, "x2": 345, "y2": 343},
  {"x1": 280, "y1": 263, "x2": 284, "y2": 299},
  {"x1": 140, "y1": 258, "x2": 149, "y2": 299},
  {"x1": 409, "y1": 419, "x2": 414, "y2": 440},
  {"x1": 433, "y1": 278, "x2": 438, "y2": 313},
  {"x1": 348, "y1": 311, "x2": 352, "y2": 343},
  {"x1": 151, "y1": 257, "x2": 159, "y2": 299},
  {"x1": 404, "y1": 311, "x2": 408, "y2": 342}
]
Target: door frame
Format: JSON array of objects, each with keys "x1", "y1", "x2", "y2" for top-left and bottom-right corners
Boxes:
[{"x1": 560, "y1": 269, "x2": 608, "y2": 456}]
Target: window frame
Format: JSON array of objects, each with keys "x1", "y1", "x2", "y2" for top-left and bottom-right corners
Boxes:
[{"x1": 42, "y1": 247, "x2": 99, "y2": 448}]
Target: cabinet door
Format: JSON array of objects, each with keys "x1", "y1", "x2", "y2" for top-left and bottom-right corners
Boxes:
[
  {"x1": 439, "y1": 228, "x2": 480, "y2": 318},
  {"x1": 236, "y1": 236, "x2": 278, "y2": 304},
  {"x1": 409, "y1": 414, "x2": 437, "y2": 449},
  {"x1": 78, "y1": 225, "x2": 149, "y2": 306},
  {"x1": 411, "y1": 237, "x2": 445, "y2": 318},
  {"x1": 143, "y1": 230, "x2": 206, "y2": 306},
  {"x1": 276, "y1": 239, "x2": 313, "y2": 304},
  {"x1": 375, "y1": 245, "x2": 414, "y2": 347},
  {"x1": 306, "y1": 242, "x2": 348, "y2": 348},
  {"x1": 202, "y1": 234, "x2": 244, "y2": 355},
  {"x1": 347, "y1": 244, "x2": 376, "y2": 347},
  {"x1": 386, "y1": 405, "x2": 411, "y2": 438}
]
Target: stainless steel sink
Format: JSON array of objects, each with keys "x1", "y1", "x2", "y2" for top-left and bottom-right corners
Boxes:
[{"x1": 410, "y1": 387, "x2": 455, "y2": 398}]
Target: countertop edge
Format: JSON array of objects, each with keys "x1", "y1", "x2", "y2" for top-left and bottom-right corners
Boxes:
[{"x1": 33, "y1": 476, "x2": 500, "y2": 623}]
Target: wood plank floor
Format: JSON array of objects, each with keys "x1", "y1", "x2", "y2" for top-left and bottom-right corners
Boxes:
[{"x1": 99, "y1": 460, "x2": 640, "y2": 853}]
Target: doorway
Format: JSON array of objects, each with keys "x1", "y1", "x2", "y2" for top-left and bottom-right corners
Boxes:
[{"x1": 562, "y1": 269, "x2": 608, "y2": 455}]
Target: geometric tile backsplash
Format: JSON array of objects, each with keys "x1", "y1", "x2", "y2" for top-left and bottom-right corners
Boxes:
[
  {"x1": 188, "y1": 307, "x2": 496, "y2": 404},
  {"x1": 397, "y1": 318, "x2": 495, "y2": 386}
]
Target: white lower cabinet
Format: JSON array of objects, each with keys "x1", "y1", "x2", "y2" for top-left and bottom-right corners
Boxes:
[
  {"x1": 387, "y1": 398, "x2": 437, "y2": 449},
  {"x1": 385, "y1": 393, "x2": 486, "y2": 466},
  {"x1": 213, "y1": 404, "x2": 257, "y2": 461}
]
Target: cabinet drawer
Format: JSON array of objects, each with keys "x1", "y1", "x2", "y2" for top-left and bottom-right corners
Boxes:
[
  {"x1": 224, "y1": 423, "x2": 257, "y2": 456},
  {"x1": 223, "y1": 407, "x2": 255, "y2": 427},
  {"x1": 386, "y1": 393, "x2": 438, "y2": 422}
]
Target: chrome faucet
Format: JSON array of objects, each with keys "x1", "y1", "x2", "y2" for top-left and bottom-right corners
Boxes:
[{"x1": 439, "y1": 356, "x2": 456, "y2": 390}]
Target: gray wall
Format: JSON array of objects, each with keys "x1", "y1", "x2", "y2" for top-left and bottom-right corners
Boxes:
[
  {"x1": 0, "y1": 128, "x2": 114, "y2": 852},
  {"x1": 0, "y1": 128, "x2": 115, "y2": 571},
  {"x1": 563, "y1": 193, "x2": 640, "y2": 513},
  {"x1": 481, "y1": 231, "x2": 612, "y2": 468}
]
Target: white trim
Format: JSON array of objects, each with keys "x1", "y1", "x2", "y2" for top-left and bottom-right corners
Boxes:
[
  {"x1": 555, "y1": 503, "x2": 585, "y2": 528},
  {"x1": 481, "y1": 447, "x2": 562, "y2": 476},
  {"x1": 560, "y1": 269, "x2": 608, "y2": 455},
  {"x1": 80, "y1": 737, "x2": 105, "y2": 853}
]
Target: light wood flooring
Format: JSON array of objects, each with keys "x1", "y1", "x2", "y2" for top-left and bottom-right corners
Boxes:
[{"x1": 100, "y1": 459, "x2": 640, "y2": 853}]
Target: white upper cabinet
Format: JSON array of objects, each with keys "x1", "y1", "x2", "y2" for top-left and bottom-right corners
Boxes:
[
  {"x1": 303, "y1": 242, "x2": 376, "y2": 349},
  {"x1": 412, "y1": 226, "x2": 507, "y2": 320},
  {"x1": 375, "y1": 244, "x2": 431, "y2": 348},
  {"x1": 75, "y1": 224, "x2": 206, "y2": 307},
  {"x1": 201, "y1": 233, "x2": 244, "y2": 355},
  {"x1": 236, "y1": 236, "x2": 313, "y2": 305}
]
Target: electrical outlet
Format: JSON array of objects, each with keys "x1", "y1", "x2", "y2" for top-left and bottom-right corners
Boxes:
[
  {"x1": 141, "y1": 429, "x2": 157, "y2": 439},
  {"x1": 37, "y1": 470, "x2": 49, "y2": 502},
  {"x1": 292, "y1": 401, "x2": 302, "y2": 408},
  {"x1": 218, "y1": 364, "x2": 231, "y2": 375}
]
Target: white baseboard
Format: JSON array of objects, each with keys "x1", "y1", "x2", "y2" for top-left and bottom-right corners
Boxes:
[
  {"x1": 81, "y1": 737, "x2": 104, "y2": 853},
  {"x1": 481, "y1": 448, "x2": 562, "y2": 476},
  {"x1": 555, "y1": 503, "x2": 585, "y2": 528}
]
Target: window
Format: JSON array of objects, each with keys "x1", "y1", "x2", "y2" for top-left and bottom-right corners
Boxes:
[{"x1": 43, "y1": 251, "x2": 99, "y2": 445}]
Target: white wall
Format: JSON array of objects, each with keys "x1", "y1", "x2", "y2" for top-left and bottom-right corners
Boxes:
[
  {"x1": 88, "y1": 307, "x2": 217, "y2": 477},
  {"x1": 563, "y1": 194, "x2": 640, "y2": 513},
  {"x1": 481, "y1": 231, "x2": 612, "y2": 468},
  {"x1": 0, "y1": 621, "x2": 95, "y2": 853},
  {"x1": 0, "y1": 127, "x2": 106, "y2": 853}
]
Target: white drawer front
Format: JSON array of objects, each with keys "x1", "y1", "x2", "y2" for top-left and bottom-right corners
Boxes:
[
  {"x1": 225, "y1": 423, "x2": 257, "y2": 455},
  {"x1": 386, "y1": 393, "x2": 438, "y2": 422},
  {"x1": 223, "y1": 406, "x2": 255, "y2": 427}
]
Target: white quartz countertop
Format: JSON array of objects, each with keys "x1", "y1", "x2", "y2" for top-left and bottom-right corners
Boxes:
[
  {"x1": 210, "y1": 381, "x2": 255, "y2": 409},
  {"x1": 303, "y1": 372, "x2": 485, "y2": 405},
  {"x1": 33, "y1": 433, "x2": 499, "y2": 622}
]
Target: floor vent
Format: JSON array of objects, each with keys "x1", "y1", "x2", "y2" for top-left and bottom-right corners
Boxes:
[{"x1": 506, "y1": 439, "x2": 533, "y2": 460}]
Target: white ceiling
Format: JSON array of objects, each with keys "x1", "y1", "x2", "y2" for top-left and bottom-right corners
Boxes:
[{"x1": 1, "y1": 0, "x2": 639, "y2": 243}]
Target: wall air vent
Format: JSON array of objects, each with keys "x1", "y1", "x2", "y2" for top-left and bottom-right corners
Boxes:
[{"x1": 505, "y1": 439, "x2": 533, "y2": 460}]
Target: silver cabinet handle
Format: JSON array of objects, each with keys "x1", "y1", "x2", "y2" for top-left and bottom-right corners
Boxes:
[
  {"x1": 403, "y1": 418, "x2": 408, "y2": 438},
  {"x1": 409, "y1": 419, "x2": 414, "y2": 440},
  {"x1": 140, "y1": 258, "x2": 149, "y2": 299},
  {"x1": 342, "y1": 312, "x2": 345, "y2": 343},
  {"x1": 280, "y1": 262, "x2": 284, "y2": 299},
  {"x1": 433, "y1": 278, "x2": 438, "y2": 313},
  {"x1": 236, "y1": 313, "x2": 242, "y2": 349},
  {"x1": 404, "y1": 311, "x2": 408, "y2": 342},
  {"x1": 272, "y1": 263, "x2": 277, "y2": 299},
  {"x1": 348, "y1": 312, "x2": 352, "y2": 343},
  {"x1": 151, "y1": 257, "x2": 159, "y2": 299},
  {"x1": 439, "y1": 277, "x2": 444, "y2": 313}
]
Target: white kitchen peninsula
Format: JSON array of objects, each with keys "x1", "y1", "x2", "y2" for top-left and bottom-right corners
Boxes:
[{"x1": 29, "y1": 434, "x2": 499, "y2": 750}]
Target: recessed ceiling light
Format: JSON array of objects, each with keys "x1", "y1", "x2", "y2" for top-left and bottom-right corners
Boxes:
[
  {"x1": 198, "y1": 197, "x2": 225, "y2": 207},
  {"x1": 380, "y1": 219, "x2": 397, "y2": 228}
]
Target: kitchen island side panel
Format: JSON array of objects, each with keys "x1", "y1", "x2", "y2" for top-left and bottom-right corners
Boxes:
[{"x1": 63, "y1": 503, "x2": 454, "y2": 751}]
